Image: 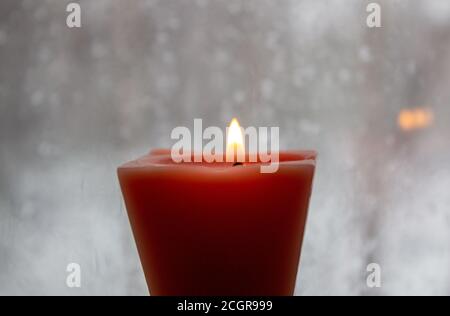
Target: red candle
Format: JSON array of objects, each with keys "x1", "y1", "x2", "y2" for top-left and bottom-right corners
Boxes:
[{"x1": 118, "y1": 121, "x2": 316, "y2": 296}]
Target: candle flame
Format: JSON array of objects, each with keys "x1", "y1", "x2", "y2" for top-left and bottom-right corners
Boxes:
[{"x1": 226, "y1": 118, "x2": 245, "y2": 162}]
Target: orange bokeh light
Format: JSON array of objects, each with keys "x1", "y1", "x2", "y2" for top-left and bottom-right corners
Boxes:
[{"x1": 398, "y1": 108, "x2": 434, "y2": 131}]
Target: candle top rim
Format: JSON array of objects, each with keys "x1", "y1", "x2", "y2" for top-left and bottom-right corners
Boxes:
[{"x1": 118, "y1": 149, "x2": 317, "y2": 171}]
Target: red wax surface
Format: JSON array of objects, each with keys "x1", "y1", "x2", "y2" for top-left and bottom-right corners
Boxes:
[{"x1": 118, "y1": 150, "x2": 316, "y2": 296}]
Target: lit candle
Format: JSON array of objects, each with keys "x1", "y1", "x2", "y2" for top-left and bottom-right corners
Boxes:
[{"x1": 118, "y1": 119, "x2": 317, "y2": 296}]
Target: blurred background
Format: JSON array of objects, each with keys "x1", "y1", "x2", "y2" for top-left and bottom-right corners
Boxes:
[{"x1": 1, "y1": 0, "x2": 450, "y2": 295}]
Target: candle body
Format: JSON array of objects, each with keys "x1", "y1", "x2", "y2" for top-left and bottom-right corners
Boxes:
[{"x1": 118, "y1": 151, "x2": 316, "y2": 296}]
